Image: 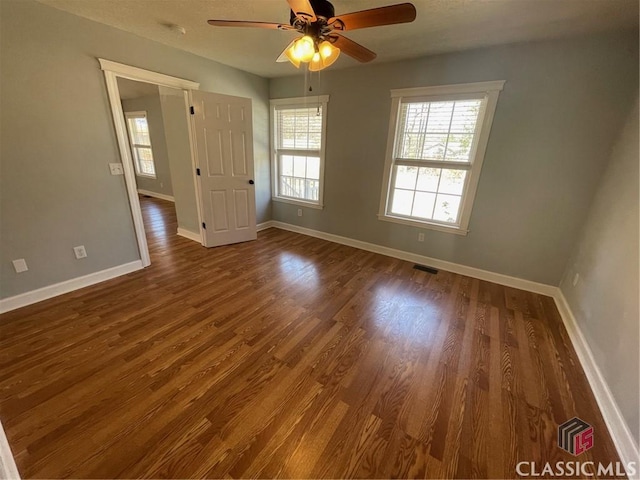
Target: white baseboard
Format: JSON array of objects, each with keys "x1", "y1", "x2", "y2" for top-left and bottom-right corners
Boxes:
[
  {"x1": 257, "y1": 221, "x2": 275, "y2": 232},
  {"x1": 176, "y1": 228, "x2": 201, "y2": 243},
  {"x1": 137, "y1": 189, "x2": 175, "y2": 203},
  {"x1": 0, "y1": 260, "x2": 144, "y2": 314},
  {"x1": 553, "y1": 291, "x2": 640, "y2": 469},
  {"x1": 269, "y1": 221, "x2": 556, "y2": 296},
  {"x1": 0, "y1": 421, "x2": 19, "y2": 480}
]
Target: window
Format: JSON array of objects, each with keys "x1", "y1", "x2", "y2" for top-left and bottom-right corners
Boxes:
[
  {"x1": 125, "y1": 111, "x2": 156, "y2": 178},
  {"x1": 379, "y1": 81, "x2": 504, "y2": 234},
  {"x1": 270, "y1": 96, "x2": 328, "y2": 208}
]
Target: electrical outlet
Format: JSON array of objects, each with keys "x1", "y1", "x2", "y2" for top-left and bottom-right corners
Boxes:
[
  {"x1": 74, "y1": 245, "x2": 87, "y2": 259},
  {"x1": 109, "y1": 163, "x2": 124, "y2": 175},
  {"x1": 297, "y1": 208, "x2": 302, "y2": 217},
  {"x1": 12, "y1": 259, "x2": 28, "y2": 273},
  {"x1": 572, "y1": 273, "x2": 580, "y2": 287},
  {"x1": 418, "y1": 233, "x2": 425, "y2": 242}
]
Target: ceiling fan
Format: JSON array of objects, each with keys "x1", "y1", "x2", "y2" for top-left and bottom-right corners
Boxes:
[{"x1": 208, "y1": 0, "x2": 417, "y2": 71}]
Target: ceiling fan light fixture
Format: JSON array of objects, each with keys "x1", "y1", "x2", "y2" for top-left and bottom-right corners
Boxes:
[
  {"x1": 285, "y1": 43, "x2": 302, "y2": 67},
  {"x1": 309, "y1": 50, "x2": 325, "y2": 72},
  {"x1": 309, "y1": 40, "x2": 340, "y2": 71},
  {"x1": 319, "y1": 40, "x2": 339, "y2": 67},
  {"x1": 309, "y1": 54, "x2": 323, "y2": 72},
  {"x1": 291, "y1": 35, "x2": 315, "y2": 62},
  {"x1": 319, "y1": 41, "x2": 333, "y2": 58},
  {"x1": 209, "y1": 1, "x2": 417, "y2": 71}
]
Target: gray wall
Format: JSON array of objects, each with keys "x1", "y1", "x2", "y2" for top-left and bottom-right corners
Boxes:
[
  {"x1": 0, "y1": 0, "x2": 270, "y2": 299},
  {"x1": 560, "y1": 98, "x2": 639, "y2": 444},
  {"x1": 121, "y1": 89, "x2": 174, "y2": 197},
  {"x1": 270, "y1": 30, "x2": 638, "y2": 285},
  {"x1": 159, "y1": 86, "x2": 201, "y2": 234}
]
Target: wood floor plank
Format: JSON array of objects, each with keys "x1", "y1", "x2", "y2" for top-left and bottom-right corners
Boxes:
[{"x1": 0, "y1": 196, "x2": 622, "y2": 478}]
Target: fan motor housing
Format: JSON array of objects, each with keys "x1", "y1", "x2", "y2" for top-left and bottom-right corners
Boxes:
[{"x1": 290, "y1": 0, "x2": 335, "y2": 23}]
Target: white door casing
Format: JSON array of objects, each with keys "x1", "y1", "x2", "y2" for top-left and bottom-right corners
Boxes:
[
  {"x1": 99, "y1": 58, "x2": 201, "y2": 266},
  {"x1": 191, "y1": 91, "x2": 257, "y2": 247}
]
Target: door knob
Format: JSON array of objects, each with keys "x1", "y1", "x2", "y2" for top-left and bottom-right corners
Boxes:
[{"x1": 249, "y1": 180, "x2": 255, "y2": 185}]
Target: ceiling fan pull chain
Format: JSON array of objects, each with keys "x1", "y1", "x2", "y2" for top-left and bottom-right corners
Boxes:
[
  {"x1": 310, "y1": 69, "x2": 318, "y2": 98},
  {"x1": 316, "y1": 70, "x2": 322, "y2": 115},
  {"x1": 304, "y1": 64, "x2": 309, "y2": 96}
]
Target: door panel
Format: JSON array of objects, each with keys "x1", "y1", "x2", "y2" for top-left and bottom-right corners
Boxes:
[
  {"x1": 234, "y1": 190, "x2": 250, "y2": 228},
  {"x1": 206, "y1": 129, "x2": 225, "y2": 175},
  {"x1": 210, "y1": 190, "x2": 229, "y2": 232},
  {"x1": 192, "y1": 91, "x2": 257, "y2": 247},
  {"x1": 232, "y1": 133, "x2": 248, "y2": 176}
]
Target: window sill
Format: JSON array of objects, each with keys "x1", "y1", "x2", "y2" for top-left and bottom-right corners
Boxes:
[
  {"x1": 377, "y1": 214, "x2": 469, "y2": 236},
  {"x1": 136, "y1": 173, "x2": 157, "y2": 179},
  {"x1": 272, "y1": 196, "x2": 324, "y2": 210}
]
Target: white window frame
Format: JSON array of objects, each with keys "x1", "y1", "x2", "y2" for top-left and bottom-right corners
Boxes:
[
  {"x1": 378, "y1": 81, "x2": 505, "y2": 235},
  {"x1": 125, "y1": 111, "x2": 157, "y2": 179},
  {"x1": 270, "y1": 95, "x2": 329, "y2": 209}
]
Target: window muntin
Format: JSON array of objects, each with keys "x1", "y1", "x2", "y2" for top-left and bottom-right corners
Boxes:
[
  {"x1": 271, "y1": 96, "x2": 328, "y2": 208},
  {"x1": 379, "y1": 82, "x2": 504, "y2": 233},
  {"x1": 125, "y1": 112, "x2": 156, "y2": 178}
]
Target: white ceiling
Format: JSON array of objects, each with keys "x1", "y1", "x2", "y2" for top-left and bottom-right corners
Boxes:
[{"x1": 38, "y1": 0, "x2": 639, "y2": 78}]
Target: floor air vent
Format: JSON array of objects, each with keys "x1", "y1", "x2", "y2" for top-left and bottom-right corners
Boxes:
[{"x1": 413, "y1": 264, "x2": 439, "y2": 274}]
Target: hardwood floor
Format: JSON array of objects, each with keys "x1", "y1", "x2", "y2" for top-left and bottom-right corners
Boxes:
[{"x1": 0, "y1": 196, "x2": 620, "y2": 478}]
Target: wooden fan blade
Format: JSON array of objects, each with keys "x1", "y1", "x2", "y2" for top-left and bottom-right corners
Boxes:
[
  {"x1": 330, "y1": 3, "x2": 416, "y2": 31},
  {"x1": 207, "y1": 19, "x2": 294, "y2": 30},
  {"x1": 332, "y1": 34, "x2": 376, "y2": 63},
  {"x1": 287, "y1": 0, "x2": 316, "y2": 22}
]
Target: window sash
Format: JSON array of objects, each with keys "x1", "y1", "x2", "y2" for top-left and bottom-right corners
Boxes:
[
  {"x1": 398, "y1": 92, "x2": 485, "y2": 104},
  {"x1": 126, "y1": 116, "x2": 151, "y2": 146},
  {"x1": 394, "y1": 158, "x2": 472, "y2": 170},
  {"x1": 386, "y1": 164, "x2": 470, "y2": 226},
  {"x1": 275, "y1": 148, "x2": 321, "y2": 157},
  {"x1": 274, "y1": 106, "x2": 323, "y2": 151},
  {"x1": 276, "y1": 152, "x2": 321, "y2": 202},
  {"x1": 131, "y1": 147, "x2": 155, "y2": 177},
  {"x1": 125, "y1": 112, "x2": 156, "y2": 178},
  {"x1": 394, "y1": 98, "x2": 486, "y2": 164}
]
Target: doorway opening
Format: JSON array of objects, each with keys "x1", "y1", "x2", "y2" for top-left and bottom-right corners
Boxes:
[
  {"x1": 117, "y1": 77, "x2": 203, "y2": 257},
  {"x1": 100, "y1": 59, "x2": 204, "y2": 267}
]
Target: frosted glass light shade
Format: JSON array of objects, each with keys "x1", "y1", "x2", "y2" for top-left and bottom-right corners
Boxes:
[{"x1": 309, "y1": 41, "x2": 340, "y2": 71}]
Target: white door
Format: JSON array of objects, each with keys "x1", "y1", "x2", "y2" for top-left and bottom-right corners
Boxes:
[{"x1": 191, "y1": 91, "x2": 257, "y2": 247}]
